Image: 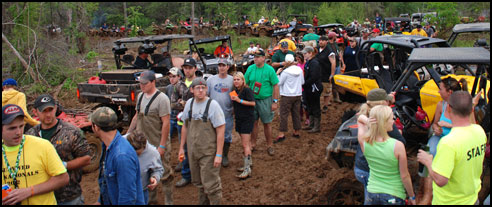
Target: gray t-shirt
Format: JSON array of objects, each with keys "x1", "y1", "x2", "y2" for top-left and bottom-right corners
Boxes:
[
  {"x1": 181, "y1": 97, "x2": 225, "y2": 128},
  {"x1": 207, "y1": 74, "x2": 234, "y2": 117},
  {"x1": 135, "y1": 90, "x2": 171, "y2": 117}
]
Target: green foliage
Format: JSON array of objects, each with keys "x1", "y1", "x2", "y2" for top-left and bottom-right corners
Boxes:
[
  {"x1": 426, "y1": 2, "x2": 460, "y2": 32},
  {"x1": 86, "y1": 51, "x2": 99, "y2": 62}
]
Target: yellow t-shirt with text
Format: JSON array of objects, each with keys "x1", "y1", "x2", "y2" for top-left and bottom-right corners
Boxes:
[{"x1": 2, "y1": 135, "x2": 67, "y2": 205}]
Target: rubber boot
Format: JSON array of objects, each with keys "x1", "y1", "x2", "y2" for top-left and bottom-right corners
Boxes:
[
  {"x1": 236, "y1": 155, "x2": 252, "y2": 179},
  {"x1": 302, "y1": 115, "x2": 314, "y2": 130},
  {"x1": 208, "y1": 190, "x2": 222, "y2": 205},
  {"x1": 174, "y1": 162, "x2": 182, "y2": 172},
  {"x1": 333, "y1": 90, "x2": 342, "y2": 103},
  {"x1": 198, "y1": 188, "x2": 210, "y2": 205},
  {"x1": 222, "y1": 142, "x2": 230, "y2": 167},
  {"x1": 162, "y1": 179, "x2": 174, "y2": 205},
  {"x1": 308, "y1": 116, "x2": 321, "y2": 133},
  {"x1": 418, "y1": 177, "x2": 433, "y2": 205},
  {"x1": 237, "y1": 155, "x2": 253, "y2": 172}
]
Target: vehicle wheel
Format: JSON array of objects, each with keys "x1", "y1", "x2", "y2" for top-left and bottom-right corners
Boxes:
[
  {"x1": 201, "y1": 27, "x2": 209, "y2": 35},
  {"x1": 180, "y1": 28, "x2": 187, "y2": 34},
  {"x1": 259, "y1": 28, "x2": 268, "y2": 37},
  {"x1": 82, "y1": 134, "x2": 102, "y2": 173},
  {"x1": 341, "y1": 109, "x2": 357, "y2": 123},
  {"x1": 246, "y1": 28, "x2": 253, "y2": 37},
  {"x1": 402, "y1": 105, "x2": 427, "y2": 130},
  {"x1": 326, "y1": 179, "x2": 364, "y2": 205}
]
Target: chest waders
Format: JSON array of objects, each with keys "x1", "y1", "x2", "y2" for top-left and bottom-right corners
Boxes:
[
  {"x1": 136, "y1": 91, "x2": 174, "y2": 205},
  {"x1": 185, "y1": 98, "x2": 222, "y2": 205}
]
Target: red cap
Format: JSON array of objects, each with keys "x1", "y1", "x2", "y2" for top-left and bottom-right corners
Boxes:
[
  {"x1": 372, "y1": 28, "x2": 380, "y2": 33},
  {"x1": 328, "y1": 32, "x2": 337, "y2": 39}
]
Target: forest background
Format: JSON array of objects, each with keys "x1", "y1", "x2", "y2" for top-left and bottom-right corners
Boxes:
[{"x1": 2, "y1": 2, "x2": 490, "y2": 96}]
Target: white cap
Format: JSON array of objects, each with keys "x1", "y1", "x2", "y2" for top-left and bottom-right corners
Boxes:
[
  {"x1": 285, "y1": 54, "x2": 295, "y2": 63},
  {"x1": 286, "y1": 33, "x2": 292, "y2": 37}
]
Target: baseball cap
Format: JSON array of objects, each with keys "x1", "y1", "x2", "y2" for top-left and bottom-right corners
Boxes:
[
  {"x1": 89, "y1": 106, "x2": 118, "y2": 128},
  {"x1": 286, "y1": 33, "x2": 292, "y2": 37},
  {"x1": 167, "y1": 67, "x2": 180, "y2": 76},
  {"x1": 280, "y1": 41, "x2": 289, "y2": 48},
  {"x1": 2, "y1": 104, "x2": 25, "y2": 125},
  {"x1": 182, "y1": 58, "x2": 197, "y2": 67},
  {"x1": 301, "y1": 46, "x2": 314, "y2": 54},
  {"x1": 319, "y1": 35, "x2": 329, "y2": 41},
  {"x1": 190, "y1": 77, "x2": 207, "y2": 88},
  {"x1": 34, "y1": 94, "x2": 56, "y2": 112},
  {"x1": 2, "y1": 78, "x2": 17, "y2": 87},
  {"x1": 367, "y1": 88, "x2": 392, "y2": 102},
  {"x1": 372, "y1": 28, "x2": 380, "y2": 33},
  {"x1": 249, "y1": 41, "x2": 254, "y2": 45},
  {"x1": 362, "y1": 28, "x2": 370, "y2": 33},
  {"x1": 254, "y1": 49, "x2": 266, "y2": 57},
  {"x1": 218, "y1": 58, "x2": 230, "y2": 65},
  {"x1": 139, "y1": 70, "x2": 156, "y2": 84},
  {"x1": 328, "y1": 32, "x2": 337, "y2": 39},
  {"x1": 416, "y1": 24, "x2": 423, "y2": 28},
  {"x1": 285, "y1": 54, "x2": 295, "y2": 63}
]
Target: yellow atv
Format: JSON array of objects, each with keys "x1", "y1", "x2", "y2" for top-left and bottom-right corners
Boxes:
[{"x1": 334, "y1": 35, "x2": 450, "y2": 102}]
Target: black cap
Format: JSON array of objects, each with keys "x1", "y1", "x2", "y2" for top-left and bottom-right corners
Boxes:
[
  {"x1": 319, "y1": 35, "x2": 329, "y2": 41},
  {"x1": 34, "y1": 94, "x2": 56, "y2": 112},
  {"x1": 254, "y1": 49, "x2": 265, "y2": 57},
  {"x1": 2, "y1": 104, "x2": 25, "y2": 125},
  {"x1": 182, "y1": 58, "x2": 197, "y2": 67},
  {"x1": 417, "y1": 24, "x2": 423, "y2": 28}
]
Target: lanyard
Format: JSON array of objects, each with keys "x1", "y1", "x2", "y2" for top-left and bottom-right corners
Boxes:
[{"x1": 2, "y1": 135, "x2": 26, "y2": 188}]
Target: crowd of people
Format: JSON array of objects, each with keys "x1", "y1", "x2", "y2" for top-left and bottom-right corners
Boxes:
[{"x1": 2, "y1": 11, "x2": 489, "y2": 206}]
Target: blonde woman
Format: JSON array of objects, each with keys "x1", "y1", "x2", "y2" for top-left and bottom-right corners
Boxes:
[
  {"x1": 357, "y1": 105, "x2": 416, "y2": 205},
  {"x1": 231, "y1": 72, "x2": 256, "y2": 179}
]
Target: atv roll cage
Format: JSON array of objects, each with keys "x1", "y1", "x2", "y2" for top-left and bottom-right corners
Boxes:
[
  {"x1": 447, "y1": 22, "x2": 490, "y2": 46},
  {"x1": 188, "y1": 35, "x2": 233, "y2": 75},
  {"x1": 314, "y1": 23, "x2": 344, "y2": 36}
]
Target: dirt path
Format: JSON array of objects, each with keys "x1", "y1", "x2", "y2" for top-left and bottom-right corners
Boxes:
[{"x1": 79, "y1": 102, "x2": 360, "y2": 205}]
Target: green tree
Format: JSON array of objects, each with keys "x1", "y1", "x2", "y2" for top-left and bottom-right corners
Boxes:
[{"x1": 425, "y1": 2, "x2": 460, "y2": 35}]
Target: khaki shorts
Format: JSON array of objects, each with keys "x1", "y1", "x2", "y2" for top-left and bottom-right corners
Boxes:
[
  {"x1": 253, "y1": 96, "x2": 274, "y2": 124},
  {"x1": 322, "y1": 82, "x2": 332, "y2": 97}
]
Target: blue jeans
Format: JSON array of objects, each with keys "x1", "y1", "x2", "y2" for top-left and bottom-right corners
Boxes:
[
  {"x1": 354, "y1": 167, "x2": 369, "y2": 200},
  {"x1": 58, "y1": 195, "x2": 84, "y2": 205},
  {"x1": 335, "y1": 66, "x2": 341, "y2": 74},
  {"x1": 170, "y1": 119, "x2": 182, "y2": 142},
  {"x1": 225, "y1": 115, "x2": 233, "y2": 143},
  {"x1": 181, "y1": 143, "x2": 191, "y2": 180},
  {"x1": 427, "y1": 134, "x2": 442, "y2": 157},
  {"x1": 365, "y1": 192, "x2": 405, "y2": 205}
]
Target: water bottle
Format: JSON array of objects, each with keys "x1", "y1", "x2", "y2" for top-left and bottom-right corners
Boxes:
[
  {"x1": 418, "y1": 145, "x2": 430, "y2": 177},
  {"x1": 97, "y1": 60, "x2": 103, "y2": 70}
]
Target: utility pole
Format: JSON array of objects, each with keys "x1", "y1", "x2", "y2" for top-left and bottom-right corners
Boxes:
[{"x1": 192, "y1": 2, "x2": 195, "y2": 36}]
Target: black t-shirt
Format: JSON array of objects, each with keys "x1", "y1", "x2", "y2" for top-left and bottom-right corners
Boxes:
[
  {"x1": 233, "y1": 87, "x2": 255, "y2": 120},
  {"x1": 317, "y1": 44, "x2": 338, "y2": 82},
  {"x1": 134, "y1": 56, "x2": 151, "y2": 69}
]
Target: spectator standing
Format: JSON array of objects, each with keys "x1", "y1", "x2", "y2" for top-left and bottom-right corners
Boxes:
[
  {"x1": 26, "y1": 94, "x2": 91, "y2": 205},
  {"x1": 2, "y1": 104, "x2": 69, "y2": 205},
  {"x1": 375, "y1": 12, "x2": 382, "y2": 28},
  {"x1": 410, "y1": 24, "x2": 428, "y2": 37},
  {"x1": 92, "y1": 107, "x2": 145, "y2": 205},
  {"x1": 418, "y1": 91, "x2": 486, "y2": 205},
  {"x1": 272, "y1": 41, "x2": 296, "y2": 72},
  {"x1": 275, "y1": 54, "x2": 304, "y2": 142},
  {"x1": 231, "y1": 72, "x2": 256, "y2": 179},
  {"x1": 302, "y1": 28, "x2": 320, "y2": 48},
  {"x1": 312, "y1": 15, "x2": 319, "y2": 27},
  {"x1": 418, "y1": 77, "x2": 468, "y2": 205},
  {"x1": 128, "y1": 70, "x2": 173, "y2": 204},
  {"x1": 207, "y1": 59, "x2": 234, "y2": 167},
  {"x1": 125, "y1": 131, "x2": 164, "y2": 205},
  {"x1": 179, "y1": 78, "x2": 226, "y2": 205},
  {"x1": 164, "y1": 67, "x2": 189, "y2": 173},
  {"x1": 279, "y1": 33, "x2": 297, "y2": 52},
  {"x1": 317, "y1": 35, "x2": 336, "y2": 113},
  {"x1": 343, "y1": 37, "x2": 363, "y2": 76},
  {"x1": 214, "y1": 40, "x2": 233, "y2": 58},
  {"x1": 424, "y1": 22, "x2": 435, "y2": 38},
  {"x1": 244, "y1": 50, "x2": 280, "y2": 156},
  {"x1": 353, "y1": 89, "x2": 406, "y2": 200},
  {"x1": 301, "y1": 46, "x2": 323, "y2": 133},
  {"x1": 327, "y1": 32, "x2": 342, "y2": 104},
  {"x1": 296, "y1": 52, "x2": 309, "y2": 126},
  {"x1": 363, "y1": 18, "x2": 371, "y2": 28},
  {"x1": 2, "y1": 78, "x2": 40, "y2": 128},
  {"x1": 357, "y1": 105, "x2": 415, "y2": 205}
]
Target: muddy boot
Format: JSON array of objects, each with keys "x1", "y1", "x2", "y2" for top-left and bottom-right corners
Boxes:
[
  {"x1": 208, "y1": 190, "x2": 222, "y2": 205},
  {"x1": 222, "y1": 142, "x2": 230, "y2": 167},
  {"x1": 236, "y1": 155, "x2": 252, "y2": 179},
  {"x1": 418, "y1": 177, "x2": 433, "y2": 205},
  {"x1": 162, "y1": 179, "x2": 174, "y2": 205},
  {"x1": 333, "y1": 90, "x2": 342, "y2": 103},
  {"x1": 198, "y1": 188, "x2": 210, "y2": 205},
  {"x1": 302, "y1": 115, "x2": 314, "y2": 130},
  {"x1": 174, "y1": 162, "x2": 182, "y2": 172},
  {"x1": 237, "y1": 155, "x2": 253, "y2": 172},
  {"x1": 308, "y1": 116, "x2": 321, "y2": 133}
]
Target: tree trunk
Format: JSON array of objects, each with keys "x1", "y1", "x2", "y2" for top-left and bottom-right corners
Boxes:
[
  {"x1": 123, "y1": 2, "x2": 128, "y2": 27},
  {"x1": 2, "y1": 33, "x2": 40, "y2": 83}
]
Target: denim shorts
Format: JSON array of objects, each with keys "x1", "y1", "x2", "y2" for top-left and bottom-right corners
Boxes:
[{"x1": 364, "y1": 192, "x2": 405, "y2": 205}]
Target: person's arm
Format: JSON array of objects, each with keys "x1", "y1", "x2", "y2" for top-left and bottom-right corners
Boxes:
[
  {"x1": 2, "y1": 172, "x2": 69, "y2": 205},
  {"x1": 67, "y1": 130, "x2": 92, "y2": 170},
  {"x1": 357, "y1": 115, "x2": 370, "y2": 150},
  {"x1": 116, "y1": 155, "x2": 141, "y2": 204},
  {"x1": 214, "y1": 124, "x2": 225, "y2": 168},
  {"x1": 127, "y1": 113, "x2": 138, "y2": 134},
  {"x1": 417, "y1": 149, "x2": 449, "y2": 187},
  {"x1": 271, "y1": 84, "x2": 279, "y2": 111},
  {"x1": 158, "y1": 115, "x2": 170, "y2": 156},
  {"x1": 395, "y1": 141, "x2": 416, "y2": 205},
  {"x1": 148, "y1": 149, "x2": 164, "y2": 190},
  {"x1": 329, "y1": 54, "x2": 336, "y2": 79},
  {"x1": 66, "y1": 155, "x2": 91, "y2": 171},
  {"x1": 17, "y1": 93, "x2": 40, "y2": 126},
  {"x1": 432, "y1": 101, "x2": 443, "y2": 136}
]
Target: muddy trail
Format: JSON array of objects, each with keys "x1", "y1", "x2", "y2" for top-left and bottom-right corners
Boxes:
[{"x1": 78, "y1": 102, "x2": 364, "y2": 205}]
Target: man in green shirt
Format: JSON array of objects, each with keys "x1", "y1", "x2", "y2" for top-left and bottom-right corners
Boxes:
[
  {"x1": 302, "y1": 28, "x2": 320, "y2": 48},
  {"x1": 369, "y1": 28, "x2": 383, "y2": 52},
  {"x1": 271, "y1": 41, "x2": 295, "y2": 72},
  {"x1": 417, "y1": 91, "x2": 486, "y2": 205},
  {"x1": 244, "y1": 50, "x2": 279, "y2": 156}
]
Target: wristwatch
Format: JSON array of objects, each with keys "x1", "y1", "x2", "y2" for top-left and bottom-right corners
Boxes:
[{"x1": 273, "y1": 99, "x2": 278, "y2": 103}]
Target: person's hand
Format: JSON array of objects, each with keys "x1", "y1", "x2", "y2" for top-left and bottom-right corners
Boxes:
[
  {"x1": 178, "y1": 148, "x2": 185, "y2": 162},
  {"x1": 417, "y1": 149, "x2": 433, "y2": 167},
  {"x1": 389, "y1": 92, "x2": 396, "y2": 104},
  {"x1": 433, "y1": 125, "x2": 443, "y2": 136},
  {"x1": 231, "y1": 95, "x2": 240, "y2": 102},
  {"x1": 213, "y1": 156, "x2": 222, "y2": 168},
  {"x1": 2, "y1": 187, "x2": 30, "y2": 205},
  {"x1": 147, "y1": 177, "x2": 158, "y2": 191},
  {"x1": 408, "y1": 198, "x2": 416, "y2": 205},
  {"x1": 271, "y1": 102, "x2": 278, "y2": 111},
  {"x1": 437, "y1": 121, "x2": 451, "y2": 129},
  {"x1": 157, "y1": 146, "x2": 165, "y2": 157},
  {"x1": 472, "y1": 90, "x2": 482, "y2": 107}
]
